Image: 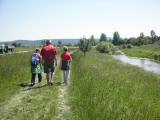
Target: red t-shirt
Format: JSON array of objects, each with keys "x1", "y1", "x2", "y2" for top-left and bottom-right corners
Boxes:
[
  {"x1": 41, "y1": 44, "x2": 57, "y2": 61},
  {"x1": 61, "y1": 51, "x2": 72, "y2": 61}
]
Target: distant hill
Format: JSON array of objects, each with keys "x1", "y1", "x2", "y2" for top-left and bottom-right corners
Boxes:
[{"x1": 0, "y1": 39, "x2": 80, "y2": 47}]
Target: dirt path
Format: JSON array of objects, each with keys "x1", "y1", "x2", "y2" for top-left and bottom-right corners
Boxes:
[
  {"x1": 0, "y1": 90, "x2": 30, "y2": 119},
  {"x1": 56, "y1": 75, "x2": 71, "y2": 120},
  {"x1": 0, "y1": 53, "x2": 73, "y2": 120},
  {"x1": 55, "y1": 51, "x2": 75, "y2": 120},
  {"x1": 0, "y1": 72, "x2": 47, "y2": 120}
]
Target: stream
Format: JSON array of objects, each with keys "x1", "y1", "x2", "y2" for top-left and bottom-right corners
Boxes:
[{"x1": 113, "y1": 51, "x2": 160, "y2": 74}]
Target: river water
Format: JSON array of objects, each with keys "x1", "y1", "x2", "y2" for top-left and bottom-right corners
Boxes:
[{"x1": 113, "y1": 53, "x2": 160, "y2": 74}]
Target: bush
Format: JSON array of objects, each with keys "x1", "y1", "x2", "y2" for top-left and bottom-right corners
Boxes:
[
  {"x1": 154, "y1": 54, "x2": 160, "y2": 61},
  {"x1": 96, "y1": 42, "x2": 117, "y2": 53},
  {"x1": 127, "y1": 44, "x2": 132, "y2": 48}
]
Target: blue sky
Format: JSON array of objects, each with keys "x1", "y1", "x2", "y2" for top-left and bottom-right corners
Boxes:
[{"x1": 0, "y1": 0, "x2": 160, "y2": 41}]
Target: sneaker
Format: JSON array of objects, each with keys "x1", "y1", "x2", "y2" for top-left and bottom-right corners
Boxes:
[
  {"x1": 30, "y1": 83, "x2": 35, "y2": 87},
  {"x1": 38, "y1": 80, "x2": 42, "y2": 83}
]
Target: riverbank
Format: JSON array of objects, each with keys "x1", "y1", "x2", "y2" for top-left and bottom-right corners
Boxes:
[{"x1": 121, "y1": 43, "x2": 160, "y2": 62}]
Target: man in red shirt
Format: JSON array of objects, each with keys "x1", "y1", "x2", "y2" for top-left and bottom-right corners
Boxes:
[
  {"x1": 41, "y1": 40, "x2": 57, "y2": 85},
  {"x1": 60, "y1": 46, "x2": 72, "y2": 85}
]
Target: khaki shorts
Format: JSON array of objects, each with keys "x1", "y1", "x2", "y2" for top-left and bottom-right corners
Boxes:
[{"x1": 44, "y1": 61, "x2": 54, "y2": 73}]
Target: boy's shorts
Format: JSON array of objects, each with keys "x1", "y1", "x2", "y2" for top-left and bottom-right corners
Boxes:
[{"x1": 44, "y1": 61, "x2": 54, "y2": 73}]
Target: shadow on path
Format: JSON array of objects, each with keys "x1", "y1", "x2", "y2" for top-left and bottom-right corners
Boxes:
[
  {"x1": 55, "y1": 82, "x2": 64, "y2": 86},
  {"x1": 17, "y1": 82, "x2": 49, "y2": 91},
  {"x1": 17, "y1": 83, "x2": 31, "y2": 87}
]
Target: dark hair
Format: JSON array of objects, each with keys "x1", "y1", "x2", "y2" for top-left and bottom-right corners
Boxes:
[
  {"x1": 46, "y1": 40, "x2": 51, "y2": 44},
  {"x1": 35, "y1": 48, "x2": 40, "y2": 52},
  {"x1": 63, "y1": 46, "x2": 68, "y2": 51}
]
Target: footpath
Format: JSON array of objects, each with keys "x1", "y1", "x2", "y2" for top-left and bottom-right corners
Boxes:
[{"x1": 0, "y1": 55, "x2": 72, "y2": 120}]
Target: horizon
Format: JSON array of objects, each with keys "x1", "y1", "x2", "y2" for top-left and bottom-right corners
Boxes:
[{"x1": 0, "y1": 0, "x2": 160, "y2": 41}]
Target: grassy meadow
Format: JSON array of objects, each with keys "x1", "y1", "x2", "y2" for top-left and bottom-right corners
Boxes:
[
  {"x1": 14, "y1": 47, "x2": 36, "y2": 52},
  {"x1": 69, "y1": 50, "x2": 160, "y2": 120},
  {"x1": 0, "y1": 52, "x2": 32, "y2": 103},
  {"x1": 122, "y1": 43, "x2": 160, "y2": 61},
  {"x1": 0, "y1": 50, "x2": 62, "y2": 120},
  {"x1": 0, "y1": 47, "x2": 160, "y2": 120}
]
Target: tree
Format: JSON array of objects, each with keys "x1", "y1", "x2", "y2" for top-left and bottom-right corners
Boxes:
[
  {"x1": 140, "y1": 32, "x2": 144, "y2": 38},
  {"x1": 137, "y1": 32, "x2": 145, "y2": 46},
  {"x1": 90, "y1": 35, "x2": 96, "y2": 46},
  {"x1": 96, "y1": 42, "x2": 116, "y2": 53},
  {"x1": 79, "y1": 37, "x2": 91, "y2": 56},
  {"x1": 150, "y1": 30, "x2": 156, "y2": 43},
  {"x1": 112, "y1": 31, "x2": 120, "y2": 45},
  {"x1": 128, "y1": 37, "x2": 138, "y2": 45},
  {"x1": 12, "y1": 42, "x2": 17, "y2": 47},
  {"x1": 99, "y1": 33, "x2": 107, "y2": 42},
  {"x1": 137, "y1": 32, "x2": 149, "y2": 46}
]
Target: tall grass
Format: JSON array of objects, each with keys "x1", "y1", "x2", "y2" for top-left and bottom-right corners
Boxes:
[
  {"x1": 69, "y1": 50, "x2": 160, "y2": 120},
  {"x1": 0, "y1": 50, "x2": 62, "y2": 120},
  {"x1": 122, "y1": 43, "x2": 160, "y2": 61},
  {"x1": 0, "y1": 52, "x2": 32, "y2": 103}
]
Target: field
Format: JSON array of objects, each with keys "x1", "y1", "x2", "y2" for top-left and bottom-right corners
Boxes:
[
  {"x1": 0, "y1": 48, "x2": 160, "y2": 120},
  {"x1": 122, "y1": 43, "x2": 160, "y2": 61},
  {"x1": 14, "y1": 47, "x2": 37, "y2": 52},
  {"x1": 0, "y1": 51, "x2": 60, "y2": 120},
  {"x1": 69, "y1": 50, "x2": 160, "y2": 120},
  {"x1": 0, "y1": 52, "x2": 31, "y2": 103}
]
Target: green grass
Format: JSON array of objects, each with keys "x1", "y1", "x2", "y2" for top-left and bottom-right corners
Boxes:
[
  {"x1": 1, "y1": 47, "x2": 160, "y2": 119},
  {"x1": 14, "y1": 47, "x2": 36, "y2": 52},
  {"x1": 0, "y1": 85, "x2": 59, "y2": 120},
  {"x1": 121, "y1": 43, "x2": 160, "y2": 61},
  {"x1": 0, "y1": 52, "x2": 32, "y2": 103},
  {"x1": 0, "y1": 50, "x2": 63, "y2": 120},
  {"x1": 69, "y1": 50, "x2": 160, "y2": 120}
]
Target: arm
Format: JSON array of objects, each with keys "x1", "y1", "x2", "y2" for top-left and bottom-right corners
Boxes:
[
  {"x1": 54, "y1": 47, "x2": 58, "y2": 66},
  {"x1": 69, "y1": 53, "x2": 72, "y2": 62},
  {"x1": 39, "y1": 54, "x2": 43, "y2": 64},
  {"x1": 54, "y1": 55, "x2": 57, "y2": 66},
  {"x1": 40, "y1": 49, "x2": 44, "y2": 65}
]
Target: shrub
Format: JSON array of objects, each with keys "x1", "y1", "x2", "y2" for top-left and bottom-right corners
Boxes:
[
  {"x1": 127, "y1": 44, "x2": 132, "y2": 48},
  {"x1": 96, "y1": 42, "x2": 116, "y2": 53},
  {"x1": 154, "y1": 54, "x2": 160, "y2": 61}
]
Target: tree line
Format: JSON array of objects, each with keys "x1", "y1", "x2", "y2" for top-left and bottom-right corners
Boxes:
[
  {"x1": 78, "y1": 30, "x2": 160, "y2": 55},
  {"x1": 102, "y1": 30, "x2": 159, "y2": 46}
]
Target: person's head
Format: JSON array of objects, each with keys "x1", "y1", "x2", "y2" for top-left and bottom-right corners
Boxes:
[
  {"x1": 35, "y1": 48, "x2": 40, "y2": 53},
  {"x1": 46, "y1": 40, "x2": 51, "y2": 45},
  {"x1": 63, "y1": 46, "x2": 68, "y2": 52}
]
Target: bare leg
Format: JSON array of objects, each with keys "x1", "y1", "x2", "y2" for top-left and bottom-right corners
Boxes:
[
  {"x1": 50, "y1": 72, "x2": 54, "y2": 83},
  {"x1": 65, "y1": 70, "x2": 70, "y2": 85},
  {"x1": 63, "y1": 70, "x2": 66, "y2": 84}
]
